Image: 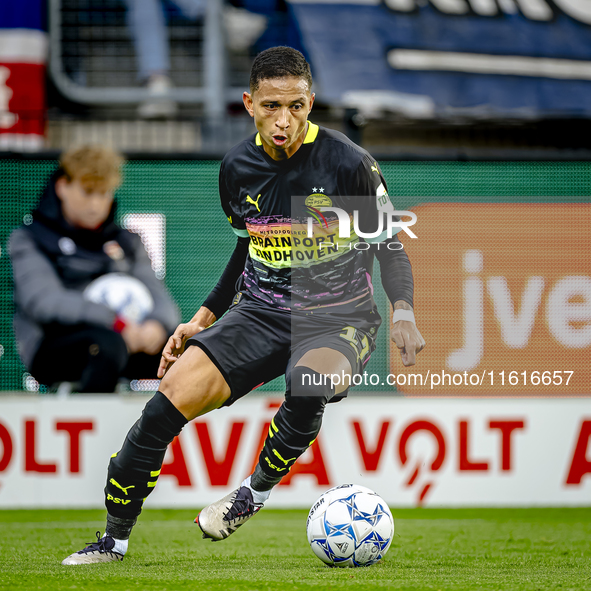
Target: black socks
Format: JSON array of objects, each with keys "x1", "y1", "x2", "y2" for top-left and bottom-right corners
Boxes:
[
  {"x1": 105, "y1": 514, "x2": 137, "y2": 541},
  {"x1": 104, "y1": 392, "x2": 187, "y2": 537},
  {"x1": 256, "y1": 368, "x2": 332, "y2": 486}
]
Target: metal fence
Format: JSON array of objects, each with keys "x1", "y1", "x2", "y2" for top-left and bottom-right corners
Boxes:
[{"x1": 49, "y1": 0, "x2": 245, "y2": 119}]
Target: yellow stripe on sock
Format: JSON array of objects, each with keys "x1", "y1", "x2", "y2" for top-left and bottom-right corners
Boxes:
[
  {"x1": 150, "y1": 470, "x2": 161, "y2": 477},
  {"x1": 264, "y1": 456, "x2": 288, "y2": 472},
  {"x1": 272, "y1": 449, "x2": 296, "y2": 466}
]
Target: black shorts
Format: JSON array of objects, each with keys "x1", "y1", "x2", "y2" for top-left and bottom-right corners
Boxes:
[{"x1": 186, "y1": 295, "x2": 381, "y2": 406}]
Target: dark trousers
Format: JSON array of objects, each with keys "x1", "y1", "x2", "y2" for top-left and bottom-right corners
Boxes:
[{"x1": 31, "y1": 324, "x2": 161, "y2": 393}]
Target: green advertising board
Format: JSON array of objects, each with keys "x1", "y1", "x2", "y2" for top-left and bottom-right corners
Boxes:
[{"x1": 1, "y1": 158, "x2": 590, "y2": 392}]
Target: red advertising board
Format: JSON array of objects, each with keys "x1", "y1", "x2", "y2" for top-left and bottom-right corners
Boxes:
[
  {"x1": 0, "y1": 396, "x2": 589, "y2": 508},
  {"x1": 0, "y1": 29, "x2": 46, "y2": 149}
]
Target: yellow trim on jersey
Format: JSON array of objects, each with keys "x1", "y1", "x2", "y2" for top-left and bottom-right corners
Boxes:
[
  {"x1": 255, "y1": 133, "x2": 262, "y2": 145},
  {"x1": 303, "y1": 122, "x2": 319, "y2": 144}
]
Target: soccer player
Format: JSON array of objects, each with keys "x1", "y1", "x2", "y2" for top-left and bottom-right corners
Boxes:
[{"x1": 62, "y1": 46, "x2": 425, "y2": 564}]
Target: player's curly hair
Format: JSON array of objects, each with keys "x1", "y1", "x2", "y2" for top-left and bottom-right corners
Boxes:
[{"x1": 250, "y1": 46, "x2": 312, "y2": 94}]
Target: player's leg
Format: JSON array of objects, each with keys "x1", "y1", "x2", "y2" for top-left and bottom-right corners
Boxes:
[
  {"x1": 247, "y1": 348, "x2": 352, "y2": 493},
  {"x1": 62, "y1": 346, "x2": 230, "y2": 565},
  {"x1": 221, "y1": 322, "x2": 376, "y2": 536},
  {"x1": 103, "y1": 345, "x2": 231, "y2": 524},
  {"x1": 63, "y1": 298, "x2": 289, "y2": 563},
  {"x1": 161, "y1": 301, "x2": 290, "y2": 541},
  {"x1": 197, "y1": 348, "x2": 353, "y2": 541}
]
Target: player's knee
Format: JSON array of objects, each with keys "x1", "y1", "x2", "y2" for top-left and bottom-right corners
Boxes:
[
  {"x1": 288, "y1": 367, "x2": 333, "y2": 405},
  {"x1": 283, "y1": 367, "x2": 333, "y2": 427},
  {"x1": 284, "y1": 393, "x2": 327, "y2": 418},
  {"x1": 139, "y1": 391, "x2": 188, "y2": 443},
  {"x1": 159, "y1": 346, "x2": 231, "y2": 419}
]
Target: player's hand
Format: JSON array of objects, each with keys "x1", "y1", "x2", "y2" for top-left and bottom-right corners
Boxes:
[
  {"x1": 157, "y1": 315, "x2": 213, "y2": 378},
  {"x1": 157, "y1": 321, "x2": 202, "y2": 378},
  {"x1": 391, "y1": 321, "x2": 425, "y2": 367}
]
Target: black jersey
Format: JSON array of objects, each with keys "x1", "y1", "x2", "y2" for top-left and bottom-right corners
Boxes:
[{"x1": 219, "y1": 122, "x2": 395, "y2": 318}]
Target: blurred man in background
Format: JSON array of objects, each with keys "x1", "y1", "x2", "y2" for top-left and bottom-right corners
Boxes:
[{"x1": 9, "y1": 145, "x2": 179, "y2": 393}]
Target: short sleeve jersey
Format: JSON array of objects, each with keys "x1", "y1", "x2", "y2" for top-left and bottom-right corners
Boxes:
[{"x1": 219, "y1": 122, "x2": 395, "y2": 317}]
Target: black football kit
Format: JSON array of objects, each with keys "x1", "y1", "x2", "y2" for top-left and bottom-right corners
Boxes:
[
  {"x1": 187, "y1": 122, "x2": 413, "y2": 404},
  {"x1": 103, "y1": 122, "x2": 415, "y2": 527}
]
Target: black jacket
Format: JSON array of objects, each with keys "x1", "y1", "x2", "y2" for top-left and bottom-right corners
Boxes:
[{"x1": 9, "y1": 172, "x2": 180, "y2": 368}]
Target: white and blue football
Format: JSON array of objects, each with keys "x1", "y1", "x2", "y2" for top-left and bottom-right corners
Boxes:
[{"x1": 306, "y1": 484, "x2": 394, "y2": 567}]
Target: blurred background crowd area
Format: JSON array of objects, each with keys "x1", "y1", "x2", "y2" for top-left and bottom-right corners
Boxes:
[
  {"x1": 2, "y1": 0, "x2": 591, "y2": 394},
  {"x1": 3, "y1": 0, "x2": 591, "y2": 155}
]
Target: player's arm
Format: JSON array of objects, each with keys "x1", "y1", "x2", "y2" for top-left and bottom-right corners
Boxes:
[
  {"x1": 186, "y1": 234, "x2": 248, "y2": 336},
  {"x1": 353, "y1": 156, "x2": 425, "y2": 366},
  {"x1": 373, "y1": 239, "x2": 425, "y2": 366},
  {"x1": 202, "y1": 160, "x2": 250, "y2": 321},
  {"x1": 187, "y1": 233, "x2": 250, "y2": 335}
]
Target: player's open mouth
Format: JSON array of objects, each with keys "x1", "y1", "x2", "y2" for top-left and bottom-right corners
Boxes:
[{"x1": 272, "y1": 135, "x2": 288, "y2": 146}]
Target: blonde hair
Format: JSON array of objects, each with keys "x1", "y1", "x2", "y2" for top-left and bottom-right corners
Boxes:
[{"x1": 60, "y1": 145, "x2": 123, "y2": 191}]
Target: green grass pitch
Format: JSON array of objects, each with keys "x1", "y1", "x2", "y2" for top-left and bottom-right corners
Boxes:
[{"x1": 1, "y1": 508, "x2": 590, "y2": 591}]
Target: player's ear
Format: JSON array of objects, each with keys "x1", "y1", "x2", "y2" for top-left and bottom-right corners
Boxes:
[
  {"x1": 308, "y1": 92, "x2": 315, "y2": 112},
  {"x1": 243, "y1": 92, "x2": 254, "y2": 117}
]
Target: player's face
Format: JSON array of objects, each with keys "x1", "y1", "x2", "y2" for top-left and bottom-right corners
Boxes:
[
  {"x1": 55, "y1": 177, "x2": 115, "y2": 230},
  {"x1": 243, "y1": 76, "x2": 315, "y2": 161}
]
